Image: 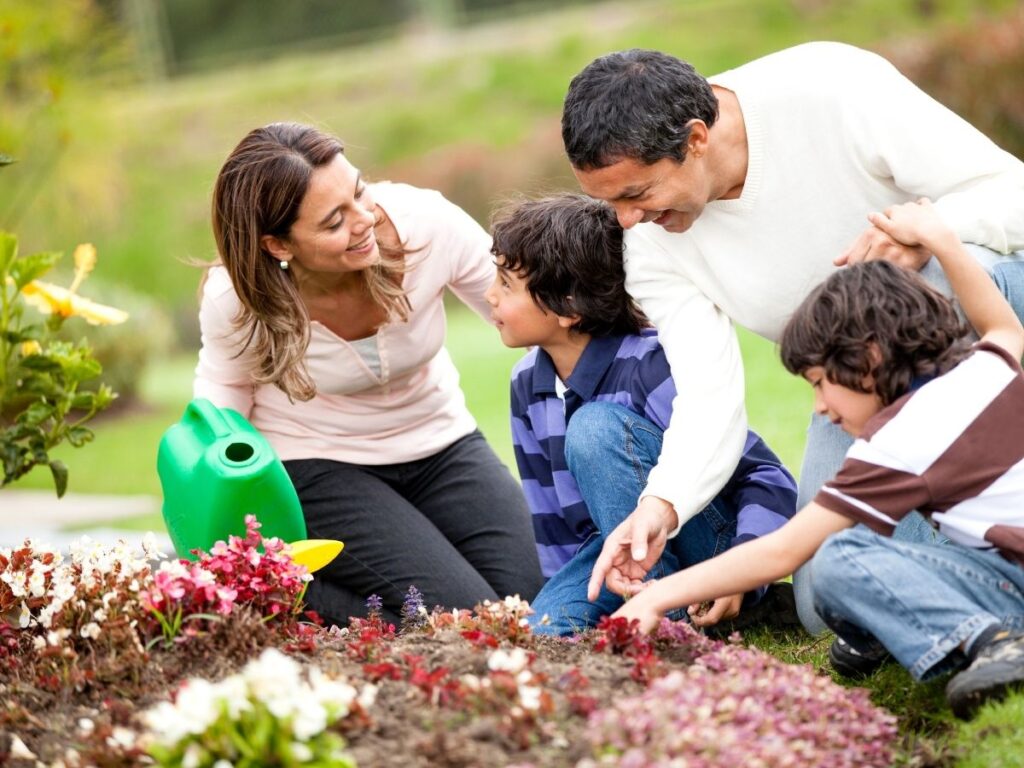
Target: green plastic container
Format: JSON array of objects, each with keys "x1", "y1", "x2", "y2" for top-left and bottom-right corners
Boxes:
[{"x1": 157, "y1": 398, "x2": 306, "y2": 559}]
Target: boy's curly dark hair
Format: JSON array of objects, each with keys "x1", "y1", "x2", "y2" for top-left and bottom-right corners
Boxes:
[
  {"x1": 780, "y1": 261, "x2": 972, "y2": 406},
  {"x1": 490, "y1": 193, "x2": 648, "y2": 336}
]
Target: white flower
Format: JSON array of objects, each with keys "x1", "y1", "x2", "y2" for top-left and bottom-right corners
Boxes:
[
  {"x1": 182, "y1": 743, "x2": 203, "y2": 768},
  {"x1": 80, "y1": 622, "x2": 101, "y2": 640},
  {"x1": 291, "y1": 697, "x2": 328, "y2": 740},
  {"x1": 518, "y1": 684, "x2": 542, "y2": 711},
  {"x1": 77, "y1": 718, "x2": 95, "y2": 733},
  {"x1": 107, "y1": 726, "x2": 137, "y2": 749},
  {"x1": 28, "y1": 569, "x2": 46, "y2": 597},
  {"x1": 53, "y1": 575, "x2": 76, "y2": 602},
  {"x1": 244, "y1": 648, "x2": 302, "y2": 705},
  {"x1": 212, "y1": 760, "x2": 233, "y2": 768},
  {"x1": 291, "y1": 742, "x2": 313, "y2": 762},
  {"x1": 17, "y1": 602, "x2": 31, "y2": 628},
  {"x1": 488, "y1": 647, "x2": 529, "y2": 674},
  {"x1": 9, "y1": 735, "x2": 35, "y2": 760},
  {"x1": 357, "y1": 683, "x2": 378, "y2": 711}
]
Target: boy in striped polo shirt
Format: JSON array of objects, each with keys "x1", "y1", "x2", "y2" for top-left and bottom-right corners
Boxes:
[
  {"x1": 608, "y1": 198, "x2": 1024, "y2": 718},
  {"x1": 484, "y1": 193, "x2": 798, "y2": 636}
]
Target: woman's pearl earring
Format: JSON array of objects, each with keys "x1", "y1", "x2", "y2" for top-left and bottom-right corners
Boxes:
[{"x1": 280, "y1": 260, "x2": 289, "y2": 270}]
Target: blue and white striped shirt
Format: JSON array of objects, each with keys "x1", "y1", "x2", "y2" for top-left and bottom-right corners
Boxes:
[{"x1": 510, "y1": 330, "x2": 798, "y2": 579}]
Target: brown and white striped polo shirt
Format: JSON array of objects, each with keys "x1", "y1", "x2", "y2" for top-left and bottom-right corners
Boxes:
[{"x1": 815, "y1": 341, "x2": 1024, "y2": 567}]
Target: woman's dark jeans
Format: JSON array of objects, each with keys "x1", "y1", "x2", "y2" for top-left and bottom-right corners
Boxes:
[{"x1": 285, "y1": 430, "x2": 543, "y2": 627}]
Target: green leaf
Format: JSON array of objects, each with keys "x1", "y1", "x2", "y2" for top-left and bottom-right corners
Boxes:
[
  {"x1": 66, "y1": 425, "x2": 94, "y2": 447},
  {"x1": 19, "y1": 355, "x2": 62, "y2": 373},
  {"x1": 50, "y1": 460, "x2": 68, "y2": 497},
  {"x1": 10, "y1": 251, "x2": 61, "y2": 289},
  {"x1": 70, "y1": 391, "x2": 96, "y2": 410},
  {"x1": 0, "y1": 232, "x2": 17, "y2": 275},
  {"x1": 17, "y1": 401, "x2": 55, "y2": 427}
]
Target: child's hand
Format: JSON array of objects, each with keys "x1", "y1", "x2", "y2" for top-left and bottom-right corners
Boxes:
[
  {"x1": 687, "y1": 592, "x2": 743, "y2": 628},
  {"x1": 611, "y1": 589, "x2": 663, "y2": 635},
  {"x1": 867, "y1": 198, "x2": 953, "y2": 251}
]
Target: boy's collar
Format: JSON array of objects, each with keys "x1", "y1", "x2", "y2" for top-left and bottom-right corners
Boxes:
[{"x1": 532, "y1": 335, "x2": 625, "y2": 398}]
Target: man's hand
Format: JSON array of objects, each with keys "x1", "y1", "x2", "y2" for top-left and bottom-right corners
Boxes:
[
  {"x1": 834, "y1": 225, "x2": 931, "y2": 270},
  {"x1": 587, "y1": 496, "x2": 678, "y2": 601},
  {"x1": 687, "y1": 592, "x2": 744, "y2": 628}
]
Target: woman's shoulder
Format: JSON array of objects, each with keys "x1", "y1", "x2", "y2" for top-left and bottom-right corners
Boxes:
[
  {"x1": 200, "y1": 266, "x2": 243, "y2": 320},
  {"x1": 372, "y1": 181, "x2": 448, "y2": 218}
]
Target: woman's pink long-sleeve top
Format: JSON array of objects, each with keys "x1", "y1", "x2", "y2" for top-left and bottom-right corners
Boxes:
[{"x1": 194, "y1": 182, "x2": 495, "y2": 465}]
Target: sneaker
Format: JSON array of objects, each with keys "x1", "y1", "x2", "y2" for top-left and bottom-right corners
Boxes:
[
  {"x1": 946, "y1": 629, "x2": 1024, "y2": 719},
  {"x1": 829, "y1": 635, "x2": 891, "y2": 679}
]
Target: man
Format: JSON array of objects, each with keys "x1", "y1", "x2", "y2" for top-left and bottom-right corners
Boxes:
[{"x1": 562, "y1": 42, "x2": 1024, "y2": 634}]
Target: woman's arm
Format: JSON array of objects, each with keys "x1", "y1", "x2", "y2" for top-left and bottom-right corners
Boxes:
[{"x1": 194, "y1": 270, "x2": 257, "y2": 417}]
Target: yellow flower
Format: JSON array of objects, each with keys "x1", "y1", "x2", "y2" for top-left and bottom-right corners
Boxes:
[
  {"x1": 69, "y1": 243, "x2": 97, "y2": 295},
  {"x1": 20, "y1": 340, "x2": 42, "y2": 357},
  {"x1": 73, "y1": 243, "x2": 97, "y2": 275},
  {"x1": 21, "y1": 280, "x2": 128, "y2": 326}
]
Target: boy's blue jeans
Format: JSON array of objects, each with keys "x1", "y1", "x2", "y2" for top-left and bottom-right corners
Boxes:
[
  {"x1": 795, "y1": 246, "x2": 1024, "y2": 634},
  {"x1": 529, "y1": 402, "x2": 735, "y2": 636},
  {"x1": 812, "y1": 527, "x2": 1024, "y2": 680}
]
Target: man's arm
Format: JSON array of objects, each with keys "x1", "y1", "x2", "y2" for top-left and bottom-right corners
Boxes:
[
  {"x1": 614, "y1": 501, "x2": 854, "y2": 634},
  {"x1": 587, "y1": 231, "x2": 747, "y2": 600},
  {"x1": 837, "y1": 47, "x2": 1024, "y2": 266}
]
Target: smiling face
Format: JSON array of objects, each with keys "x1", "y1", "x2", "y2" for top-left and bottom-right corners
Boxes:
[
  {"x1": 804, "y1": 366, "x2": 885, "y2": 437},
  {"x1": 264, "y1": 153, "x2": 379, "y2": 277},
  {"x1": 573, "y1": 154, "x2": 712, "y2": 233},
  {"x1": 484, "y1": 259, "x2": 574, "y2": 350}
]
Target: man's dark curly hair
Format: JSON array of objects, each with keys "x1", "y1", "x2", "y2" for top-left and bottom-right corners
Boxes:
[
  {"x1": 490, "y1": 193, "x2": 647, "y2": 337},
  {"x1": 562, "y1": 48, "x2": 719, "y2": 170},
  {"x1": 780, "y1": 261, "x2": 972, "y2": 406}
]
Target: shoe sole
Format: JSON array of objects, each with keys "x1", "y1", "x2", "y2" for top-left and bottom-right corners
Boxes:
[{"x1": 946, "y1": 663, "x2": 1024, "y2": 719}]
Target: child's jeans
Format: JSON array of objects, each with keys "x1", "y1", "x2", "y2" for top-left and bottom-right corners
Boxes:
[
  {"x1": 812, "y1": 526, "x2": 1024, "y2": 680},
  {"x1": 529, "y1": 402, "x2": 735, "y2": 636}
]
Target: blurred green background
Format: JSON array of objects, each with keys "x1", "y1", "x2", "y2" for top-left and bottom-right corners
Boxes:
[{"x1": 3, "y1": 0, "x2": 1023, "y2": 505}]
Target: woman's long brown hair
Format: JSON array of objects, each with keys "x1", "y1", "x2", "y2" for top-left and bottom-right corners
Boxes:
[{"x1": 211, "y1": 122, "x2": 410, "y2": 401}]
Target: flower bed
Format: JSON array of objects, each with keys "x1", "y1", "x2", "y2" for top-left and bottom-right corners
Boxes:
[{"x1": 0, "y1": 519, "x2": 900, "y2": 767}]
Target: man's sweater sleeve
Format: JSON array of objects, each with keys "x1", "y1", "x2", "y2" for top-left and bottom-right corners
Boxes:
[
  {"x1": 847, "y1": 46, "x2": 1024, "y2": 253},
  {"x1": 624, "y1": 230, "x2": 748, "y2": 536}
]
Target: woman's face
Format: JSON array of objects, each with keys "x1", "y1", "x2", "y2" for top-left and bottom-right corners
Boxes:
[{"x1": 277, "y1": 153, "x2": 379, "y2": 276}]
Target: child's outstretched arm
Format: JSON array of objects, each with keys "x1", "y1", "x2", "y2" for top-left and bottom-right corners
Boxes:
[
  {"x1": 613, "y1": 502, "x2": 852, "y2": 633},
  {"x1": 868, "y1": 199, "x2": 1024, "y2": 361}
]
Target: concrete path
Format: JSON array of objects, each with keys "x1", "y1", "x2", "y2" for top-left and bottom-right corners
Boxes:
[{"x1": 0, "y1": 490, "x2": 175, "y2": 554}]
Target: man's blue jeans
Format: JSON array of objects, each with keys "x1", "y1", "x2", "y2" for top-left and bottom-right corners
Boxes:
[
  {"x1": 529, "y1": 402, "x2": 735, "y2": 636},
  {"x1": 794, "y1": 246, "x2": 1024, "y2": 634},
  {"x1": 812, "y1": 527, "x2": 1024, "y2": 680}
]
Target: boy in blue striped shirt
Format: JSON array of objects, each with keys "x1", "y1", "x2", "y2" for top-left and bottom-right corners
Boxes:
[{"x1": 485, "y1": 194, "x2": 798, "y2": 635}]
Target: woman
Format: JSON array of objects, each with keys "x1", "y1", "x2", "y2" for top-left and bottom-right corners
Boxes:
[{"x1": 195, "y1": 122, "x2": 543, "y2": 626}]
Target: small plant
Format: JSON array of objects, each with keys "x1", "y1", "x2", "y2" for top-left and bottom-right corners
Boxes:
[
  {"x1": 0, "y1": 229, "x2": 126, "y2": 495},
  {"x1": 140, "y1": 515, "x2": 313, "y2": 646},
  {"x1": 142, "y1": 648, "x2": 376, "y2": 768}
]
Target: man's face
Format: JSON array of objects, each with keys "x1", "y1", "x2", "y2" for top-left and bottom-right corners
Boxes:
[{"x1": 573, "y1": 155, "x2": 710, "y2": 233}]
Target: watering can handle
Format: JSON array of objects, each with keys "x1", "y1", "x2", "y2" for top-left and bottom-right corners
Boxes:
[{"x1": 183, "y1": 398, "x2": 235, "y2": 440}]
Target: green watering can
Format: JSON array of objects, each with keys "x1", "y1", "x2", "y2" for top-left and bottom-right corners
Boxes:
[{"x1": 157, "y1": 398, "x2": 342, "y2": 572}]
